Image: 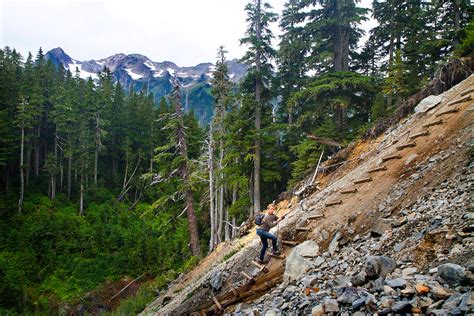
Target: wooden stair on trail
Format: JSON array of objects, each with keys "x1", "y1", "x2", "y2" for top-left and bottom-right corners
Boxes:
[
  {"x1": 423, "y1": 119, "x2": 443, "y2": 128},
  {"x1": 230, "y1": 286, "x2": 240, "y2": 298},
  {"x1": 251, "y1": 260, "x2": 269, "y2": 273},
  {"x1": 240, "y1": 271, "x2": 255, "y2": 283},
  {"x1": 368, "y1": 166, "x2": 387, "y2": 173},
  {"x1": 340, "y1": 187, "x2": 357, "y2": 194},
  {"x1": 436, "y1": 107, "x2": 459, "y2": 117},
  {"x1": 307, "y1": 214, "x2": 324, "y2": 220},
  {"x1": 213, "y1": 296, "x2": 224, "y2": 311},
  {"x1": 382, "y1": 154, "x2": 402, "y2": 162},
  {"x1": 448, "y1": 95, "x2": 471, "y2": 106},
  {"x1": 325, "y1": 200, "x2": 343, "y2": 207},
  {"x1": 396, "y1": 143, "x2": 416, "y2": 150},
  {"x1": 409, "y1": 130, "x2": 429, "y2": 140},
  {"x1": 460, "y1": 88, "x2": 474, "y2": 96},
  {"x1": 282, "y1": 240, "x2": 299, "y2": 246},
  {"x1": 268, "y1": 253, "x2": 285, "y2": 259},
  {"x1": 353, "y1": 177, "x2": 372, "y2": 185},
  {"x1": 296, "y1": 227, "x2": 311, "y2": 232}
]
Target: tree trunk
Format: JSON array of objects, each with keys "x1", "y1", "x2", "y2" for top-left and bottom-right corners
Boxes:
[
  {"x1": 67, "y1": 146, "x2": 72, "y2": 199},
  {"x1": 173, "y1": 80, "x2": 201, "y2": 256},
  {"x1": 453, "y1": 0, "x2": 460, "y2": 49},
  {"x1": 342, "y1": 28, "x2": 350, "y2": 71},
  {"x1": 18, "y1": 125, "x2": 25, "y2": 214},
  {"x1": 34, "y1": 126, "x2": 40, "y2": 177},
  {"x1": 224, "y1": 208, "x2": 230, "y2": 241},
  {"x1": 217, "y1": 138, "x2": 225, "y2": 241},
  {"x1": 333, "y1": 0, "x2": 344, "y2": 71},
  {"x1": 94, "y1": 112, "x2": 100, "y2": 186},
  {"x1": 387, "y1": 32, "x2": 395, "y2": 109},
  {"x1": 253, "y1": 0, "x2": 262, "y2": 215},
  {"x1": 79, "y1": 173, "x2": 84, "y2": 215},
  {"x1": 26, "y1": 144, "x2": 31, "y2": 188},
  {"x1": 208, "y1": 128, "x2": 216, "y2": 251}
]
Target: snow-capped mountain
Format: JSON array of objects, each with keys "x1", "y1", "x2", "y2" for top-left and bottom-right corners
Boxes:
[{"x1": 45, "y1": 47, "x2": 246, "y2": 124}]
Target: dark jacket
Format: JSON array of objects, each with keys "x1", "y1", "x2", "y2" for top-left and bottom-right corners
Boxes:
[{"x1": 259, "y1": 214, "x2": 279, "y2": 232}]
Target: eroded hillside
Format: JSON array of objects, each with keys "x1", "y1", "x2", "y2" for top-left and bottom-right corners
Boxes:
[{"x1": 142, "y1": 73, "x2": 473, "y2": 315}]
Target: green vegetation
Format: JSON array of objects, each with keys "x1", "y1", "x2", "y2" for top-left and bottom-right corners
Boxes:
[{"x1": 0, "y1": 0, "x2": 471, "y2": 314}]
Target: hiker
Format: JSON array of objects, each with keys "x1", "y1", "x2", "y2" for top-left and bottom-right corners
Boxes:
[{"x1": 256, "y1": 204, "x2": 285, "y2": 263}]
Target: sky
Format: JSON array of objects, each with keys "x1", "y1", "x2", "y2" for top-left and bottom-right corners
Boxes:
[{"x1": 0, "y1": 0, "x2": 375, "y2": 66}]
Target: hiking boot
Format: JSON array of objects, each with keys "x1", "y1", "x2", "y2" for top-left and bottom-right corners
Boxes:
[
  {"x1": 258, "y1": 258, "x2": 269, "y2": 264},
  {"x1": 272, "y1": 250, "x2": 281, "y2": 255}
]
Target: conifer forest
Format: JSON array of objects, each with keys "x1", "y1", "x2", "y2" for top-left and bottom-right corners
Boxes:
[{"x1": 0, "y1": 0, "x2": 472, "y2": 314}]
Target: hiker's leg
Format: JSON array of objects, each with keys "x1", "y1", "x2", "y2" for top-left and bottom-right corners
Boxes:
[
  {"x1": 268, "y1": 232, "x2": 278, "y2": 252},
  {"x1": 260, "y1": 236, "x2": 268, "y2": 261}
]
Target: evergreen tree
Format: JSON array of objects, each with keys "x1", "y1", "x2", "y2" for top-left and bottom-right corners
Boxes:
[{"x1": 240, "y1": 0, "x2": 277, "y2": 215}]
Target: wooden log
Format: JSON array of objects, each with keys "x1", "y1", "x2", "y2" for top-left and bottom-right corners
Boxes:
[
  {"x1": 251, "y1": 260, "x2": 269, "y2": 273},
  {"x1": 213, "y1": 296, "x2": 223, "y2": 311},
  {"x1": 325, "y1": 200, "x2": 343, "y2": 207},
  {"x1": 381, "y1": 154, "x2": 402, "y2": 162},
  {"x1": 460, "y1": 88, "x2": 474, "y2": 96},
  {"x1": 396, "y1": 143, "x2": 416, "y2": 150},
  {"x1": 282, "y1": 240, "x2": 298, "y2": 246},
  {"x1": 368, "y1": 166, "x2": 387, "y2": 173},
  {"x1": 435, "y1": 107, "x2": 459, "y2": 117},
  {"x1": 448, "y1": 95, "x2": 471, "y2": 106},
  {"x1": 268, "y1": 253, "x2": 285, "y2": 259},
  {"x1": 353, "y1": 177, "x2": 372, "y2": 185},
  {"x1": 308, "y1": 214, "x2": 324, "y2": 220},
  {"x1": 422, "y1": 119, "x2": 443, "y2": 128},
  {"x1": 340, "y1": 188, "x2": 357, "y2": 194},
  {"x1": 230, "y1": 287, "x2": 239, "y2": 298},
  {"x1": 296, "y1": 227, "x2": 311, "y2": 232},
  {"x1": 240, "y1": 271, "x2": 255, "y2": 282},
  {"x1": 408, "y1": 130, "x2": 429, "y2": 140}
]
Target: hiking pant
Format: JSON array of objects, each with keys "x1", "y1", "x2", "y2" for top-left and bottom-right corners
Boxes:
[{"x1": 256, "y1": 229, "x2": 278, "y2": 261}]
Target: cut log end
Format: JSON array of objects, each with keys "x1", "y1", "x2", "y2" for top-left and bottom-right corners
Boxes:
[
  {"x1": 408, "y1": 130, "x2": 429, "y2": 140},
  {"x1": 396, "y1": 143, "x2": 416, "y2": 150},
  {"x1": 282, "y1": 240, "x2": 298, "y2": 246},
  {"x1": 422, "y1": 119, "x2": 443, "y2": 128},
  {"x1": 381, "y1": 154, "x2": 402, "y2": 162},
  {"x1": 341, "y1": 188, "x2": 357, "y2": 194}
]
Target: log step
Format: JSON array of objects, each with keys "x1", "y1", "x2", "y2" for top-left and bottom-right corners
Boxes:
[
  {"x1": 230, "y1": 286, "x2": 240, "y2": 298},
  {"x1": 296, "y1": 227, "x2": 311, "y2": 232},
  {"x1": 409, "y1": 130, "x2": 429, "y2": 140},
  {"x1": 368, "y1": 166, "x2": 387, "y2": 173},
  {"x1": 448, "y1": 95, "x2": 472, "y2": 106},
  {"x1": 282, "y1": 240, "x2": 298, "y2": 246},
  {"x1": 435, "y1": 107, "x2": 459, "y2": 117},
  {"x1": 341, "y1": 188, "x2": 357, "y2": 194},
  {"x1": 396, "y1": 143, "x2": 416, "y2": 150},
  {"x1": 213, "y1": 296, "x2": 223, "y2": 311},
  {"x1": 325, "y1": 200, "x2": 343, "y2": 207},
  {"x1": 241, "y1": 271, "x2": 255, "y2": 282},
  {"x1": 353, "y1": 177, "x2": 372, "y2": 185},
  {"x1": 308, "y1": 214, "x2": 324, "y2": 220},
  {"x1": 268, "y1": 253, "x2": 285, "y2": 259},
  {"x1": 460, "y1": 88, "x2": 474, "y2": 96},
  {"x1": 382, "y1": 154, "x2": 402, "y2": 162},
  {"x1": 251, "y1": 260, "x2": 269, "y2": 273},
  {"x1": 422, "y1": 119, "x2": 443, "y2": 128}
]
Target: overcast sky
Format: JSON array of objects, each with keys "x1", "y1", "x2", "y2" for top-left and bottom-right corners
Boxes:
[{"x1": 1, "y1": 0, "x2": 375, "y2": 66}]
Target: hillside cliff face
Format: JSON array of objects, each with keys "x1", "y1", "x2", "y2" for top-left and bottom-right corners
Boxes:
[
  {"x1": 141, "y1": 74, "x2": 474, "y2": 315},
  {"x1": 45, "y1": 47, "x2": 246, "y2": 124}
]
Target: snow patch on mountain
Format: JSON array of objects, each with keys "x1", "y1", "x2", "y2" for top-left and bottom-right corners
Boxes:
[
  {"x1": 67, "y1": 60, "x2": 99, "y2": 80},
  {"x1": 125, "y1": 68, "x2": 144, "y2": 80}
]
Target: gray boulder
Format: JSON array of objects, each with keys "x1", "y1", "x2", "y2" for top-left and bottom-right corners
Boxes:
[
  {"x1": 438, "y1": 263, "x2": 467, "y2": 286},
  {"x1": 365, "y1": 256, "x2": 397, "y2": 280}
]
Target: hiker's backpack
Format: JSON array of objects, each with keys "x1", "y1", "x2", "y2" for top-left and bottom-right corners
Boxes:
[{"x1": 255, "y1": 214, "x2": 265, "y2": 226}]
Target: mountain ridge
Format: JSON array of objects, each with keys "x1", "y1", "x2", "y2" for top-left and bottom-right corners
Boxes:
[{"x1": 45, "y1": 47, "x2": 246, "y2": 124}]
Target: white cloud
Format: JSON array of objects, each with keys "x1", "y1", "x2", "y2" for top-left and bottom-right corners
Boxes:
[{"x1": 0, "y1": 0, "x2": 376, "y2": 65}]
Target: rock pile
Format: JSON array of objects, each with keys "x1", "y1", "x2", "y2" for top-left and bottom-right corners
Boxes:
[{"x1": 234, "y1": 160, "x2": 473, "y2": 315}]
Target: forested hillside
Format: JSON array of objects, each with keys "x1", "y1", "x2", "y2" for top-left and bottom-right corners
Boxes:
[{"x1": 0, "y1": 0, "x2": 472, "y2": 314}]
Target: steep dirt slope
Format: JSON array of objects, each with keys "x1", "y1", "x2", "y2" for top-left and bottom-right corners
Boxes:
[{"x1": 142, "y1": 74, "x2": 473, "y2": 315}]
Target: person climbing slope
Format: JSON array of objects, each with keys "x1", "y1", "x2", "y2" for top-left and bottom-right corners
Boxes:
[{"x1": 256, "y1": 204, "x2": 285, "y2": 263}]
